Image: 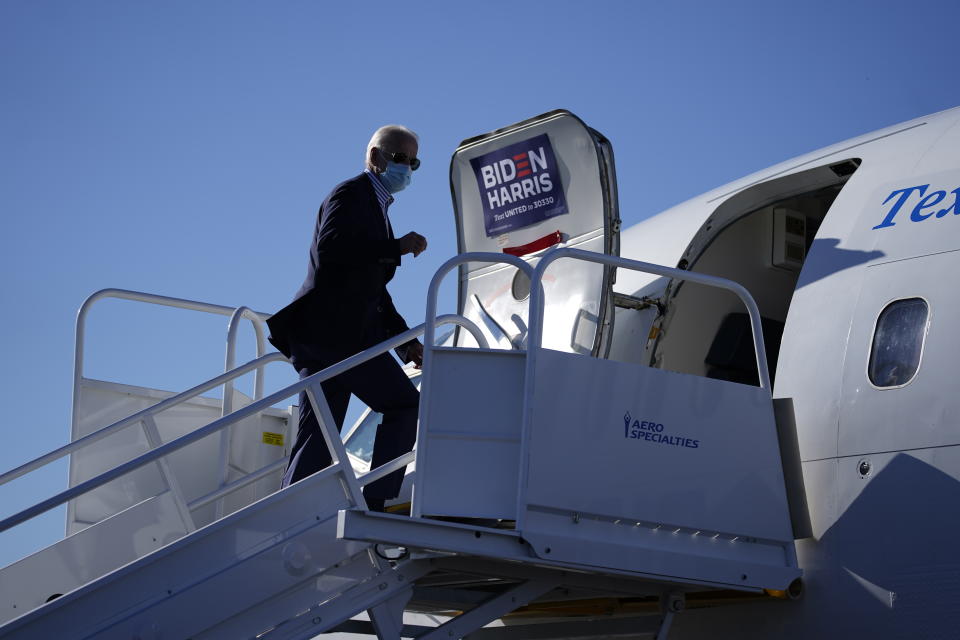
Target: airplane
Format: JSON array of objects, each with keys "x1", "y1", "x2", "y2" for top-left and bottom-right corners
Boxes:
[
  {"x1": 0, "y1": 104, "x2": 958, "y2": 639},
  {"x1": 589, "y1": 105, "x2": 960, "y2": 637},
  {"x1": 606, "y1": 103, "x2": 960, "y2": 638}
]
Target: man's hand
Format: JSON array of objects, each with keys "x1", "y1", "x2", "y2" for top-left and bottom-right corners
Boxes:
[
  {"x1": 406, "y1": 341, "x2": 424, "y2": 369},
  {"x1": 399, "y1": 232, "x2": 427, "y2": 257}
]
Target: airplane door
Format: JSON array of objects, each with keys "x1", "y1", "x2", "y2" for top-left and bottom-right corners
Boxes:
[
  {"x1": 449, "y1": 110, "x2": 620, "y2": 355},
  {"x1": 839, "y1": 250, "x2": 960, "y2": 457}
]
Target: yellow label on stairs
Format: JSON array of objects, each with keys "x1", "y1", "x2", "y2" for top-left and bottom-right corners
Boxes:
[{"x1": 262, "y1": 431, "x2": 284, "y2": 446}]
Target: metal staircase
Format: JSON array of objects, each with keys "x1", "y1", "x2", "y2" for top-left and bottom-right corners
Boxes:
[{"x1": 0, "y1": 250, "x2": 805, "y2": 639}]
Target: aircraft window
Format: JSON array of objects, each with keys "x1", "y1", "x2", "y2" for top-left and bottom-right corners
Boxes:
[
  {"x1": 868, "y1": 298, "x2": 928, "y2": 388},
  {"x1": 344, "y1": 374, "x2": 422, "y2": 463},
  {"x1": 511, "y1": 267, "x2": 531, "y2": 301},
  {"x1": 345, "y1": 410, "x2": 380, "y2": 464}
]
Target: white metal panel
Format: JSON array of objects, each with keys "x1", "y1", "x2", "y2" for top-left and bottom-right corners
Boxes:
[
  {"x1": 539, "y1": 234, "x2": 607, "y2": 354},
  {"x1": 457, "y1": 281, "x2": 521, "y2": 351},
  {"x1": 450, "y1": 111, "x2": 618, "y2": 357},
  {"x1": 452, "y1": 112, "x2": 610, "y2": 259},
  {"x1": 222, "y1": 399, "x2": 289, "y2": 518},
  {"x1": 519, "y1": 509, "x2": 798, "y2": 590},
  {"x1": 1, "y1": 465, "x2": 379, "y2": 640},
  {"x1": 69, "y1": 379, "x2": 289, "y2": 532},
  {"x1": 523, "y1": 349, "x2": 793, "y2": 542},
  {"x1": 0, "y1": 492, "x2": 188, "y2": 625},
  {"x1": 839, "y1": 251, "x2": 960, "y2": 457},
  {"x1": 415, "y1": 349, "x2": 524, "y2": 519},
  {"x1": 460, "y1": 233, "x2": 607, "y2": 353},
  {"x1": 70, "y1": 380, "x2": 174, "y2": 529}
]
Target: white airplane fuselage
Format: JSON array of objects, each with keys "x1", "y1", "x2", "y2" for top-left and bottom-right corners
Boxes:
[{"x1": 608, "y1": 106, "x2": 960, "y2": 637}]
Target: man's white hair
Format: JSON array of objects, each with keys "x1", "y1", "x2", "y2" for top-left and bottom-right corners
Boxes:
[{"x1": 365, "y1": 125, "x2": 419, "y2": 171}]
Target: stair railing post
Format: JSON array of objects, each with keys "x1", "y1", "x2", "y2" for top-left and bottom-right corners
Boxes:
[
  {"x1": 217, "y1": 306, "x2": 268, "y2": 520},
  {"x1": 413, "y1": 252, "x2": 533, "y2": 519},
  {"x1": 141, "y1": 415, "x2": 197, "y2": 533},
  {"x1": 303, "y1": 381, "x2": 368, "y2": 510},
  {"x1": 2, "y1": 308, "x2": 487, "y2": 537},
  {"x1": 71, "y1": 290, "x2": 273, "y2": 532},
  {"x1": 516, "y1": 247, "x2": 773, "y2": 529}
]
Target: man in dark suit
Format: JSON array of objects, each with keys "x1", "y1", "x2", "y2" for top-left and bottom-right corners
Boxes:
[{"x1": 267, "y1": 125, "x2": 428, "y2": 511}]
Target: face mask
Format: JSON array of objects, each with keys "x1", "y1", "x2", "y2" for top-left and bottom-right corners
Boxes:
[{"x1": 379, "y1": 161, "x2": 412, "y2": 193}]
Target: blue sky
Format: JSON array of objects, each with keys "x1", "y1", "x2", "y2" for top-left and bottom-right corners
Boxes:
[{"x1": 1, "y1": 0, "x2": 958, "y2": 569}]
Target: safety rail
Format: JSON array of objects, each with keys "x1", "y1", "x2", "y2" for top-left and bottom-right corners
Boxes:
[
  {"x1": 216, "y1": 305, "x2": 269, "y2": 517},
  {"x1": 1, "y1": 253, "x2": 791, "y2": 640},
  {"x1": 73, "y1": 290, "x2": 274, "y2": 525},
  {"x1": 421, "y1": 248, "x2": 768, "y2": 386},
  {"x1": 0, "y1": 351, "x2": 283, "y2": 492},
  {"x1": 413, "y1": 252, "x2": 536, "y2": 520},
  {"x1": 73, "y1": 289, "x2": 272, "y2": 426},
  {"x1": 515, "y1": 247, "x2": 772, "y2": 530},
  {"x1": 188, "y1": 457, "x2": 288, "y2": 512},
  {"x1": 422, "y1": 253, "x2": 536, "y2": 354},
  {"x1": 4, "y1": 252, "x2": 769, "y2": 556},
  {"x1": 527, "y1": 248, "x2": 771, "y2": 389},
  {"x1": 0, "y1": 314, "x2": 487, "y2": 536}
]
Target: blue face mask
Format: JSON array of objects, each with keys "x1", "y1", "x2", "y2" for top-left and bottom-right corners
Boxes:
[{"x1": 379, "y1": 161, "x2": 412, "y2": 193}]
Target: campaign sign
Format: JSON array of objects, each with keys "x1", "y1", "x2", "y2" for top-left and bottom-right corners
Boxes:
[{"x1": 470, "y1": 133, "x2": 569, "y2": 237}]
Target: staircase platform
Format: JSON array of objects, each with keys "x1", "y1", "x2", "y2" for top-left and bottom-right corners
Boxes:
[{"x1": 0, "y1": 250, "x2": 805, "y2": 639}]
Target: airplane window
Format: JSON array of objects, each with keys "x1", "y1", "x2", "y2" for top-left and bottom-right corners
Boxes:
[
  {"x1": 511, "y1": 267, "x2": 531, "y2": 301},
  {"x1": 344, "y1": 410, "x2": 380, "y2": 464},
  {"x1": 344, "y1": 373, "x2": 422, "y2": 464},
  {"x1": 868, "y1": 298, "x2": 928, "y2": 388}
]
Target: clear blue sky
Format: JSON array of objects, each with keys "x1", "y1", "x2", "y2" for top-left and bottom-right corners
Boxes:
[{"x1": 1, "y1": 0, "x2": 958, "y2": 569}]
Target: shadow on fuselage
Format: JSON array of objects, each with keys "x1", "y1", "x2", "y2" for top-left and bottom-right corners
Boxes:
[
  {"x1": 796, "y1": 238, "x2": 885, "y2": 289},
  {"x1": 670, "y1": 452, "x2": 960, "y2": 639},
  {"x1": 813, "y1": 452, "x2": 960, "y2": 636}
]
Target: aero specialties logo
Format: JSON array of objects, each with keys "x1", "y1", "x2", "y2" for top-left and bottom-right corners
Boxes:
[
  {"x1": 470, "y1": 133, "x2": 569, "y2": 237},
  {"x1": 623, "y1": 411, "x2": 699, "y2": 449}
]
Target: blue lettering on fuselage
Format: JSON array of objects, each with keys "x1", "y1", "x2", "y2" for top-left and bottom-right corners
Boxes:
[{"x1": 873, "y1": 184, "x2": 960, "y2": 229}]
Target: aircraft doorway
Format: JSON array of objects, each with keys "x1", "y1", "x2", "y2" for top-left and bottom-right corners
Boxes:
[{"x1": 651, "y1": 159, "x2": 861, "y2": 387}]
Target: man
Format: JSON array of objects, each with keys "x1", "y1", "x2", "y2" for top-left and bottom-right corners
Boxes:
[{"x1": 267, "y1": 124, "x2": 428, "y2": 512}]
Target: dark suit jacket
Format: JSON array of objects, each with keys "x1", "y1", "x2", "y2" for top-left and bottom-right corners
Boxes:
[{"x1": 267, "y1": 174, "x2": 415, "y2": 367}]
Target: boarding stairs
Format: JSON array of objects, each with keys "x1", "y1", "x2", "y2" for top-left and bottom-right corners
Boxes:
[{"x1": 0, "y1": 249, "x2": 806, "y2": 639}]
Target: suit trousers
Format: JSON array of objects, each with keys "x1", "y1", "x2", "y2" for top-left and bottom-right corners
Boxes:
[{"x1": 281, "y1": 351, "x2": 419, "y2": 502}]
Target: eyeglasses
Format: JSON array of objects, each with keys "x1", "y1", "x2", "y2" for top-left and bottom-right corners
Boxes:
[{"x1": 379, "y1": 149, "x2": 421, "y2": 171}]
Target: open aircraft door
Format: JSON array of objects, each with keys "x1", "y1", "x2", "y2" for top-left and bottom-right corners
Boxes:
[{"x1": 449, "y1": 110, "x2": 620, "y2": 355}]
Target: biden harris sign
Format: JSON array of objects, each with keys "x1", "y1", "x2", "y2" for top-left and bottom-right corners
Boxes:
[{"x1": 470, "y1": 133, "x2": 569, "y2": 237}]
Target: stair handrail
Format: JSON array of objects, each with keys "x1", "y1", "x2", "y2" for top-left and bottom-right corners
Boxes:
[
  {"x1": 525, "y1": 247, "x2": 772, "y2": 390},
  {"x1": 0, "y1": 352, "x2": 287, "y2": 491},
  {"x1": 73, "y1": 289, "x2": 274, "y2": 432},
  {"x1": 74, "y1": 291, "x2": 276, "y2": 529},
  {"x1": 422, "y1": 252, "x2": 535, "y2": 354},
  {"x1": 515, "y1": 247, "x2": 773, "y2": 528},
  {"x1": 413, "y1": 252, "x2": 536, "y2": 519},
  {"x1": 215, "y1": 305, "x2": 269, "y2": 518},
  {"x1": 0, "y1": 314, "x2": 487, "y2": 535}
]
